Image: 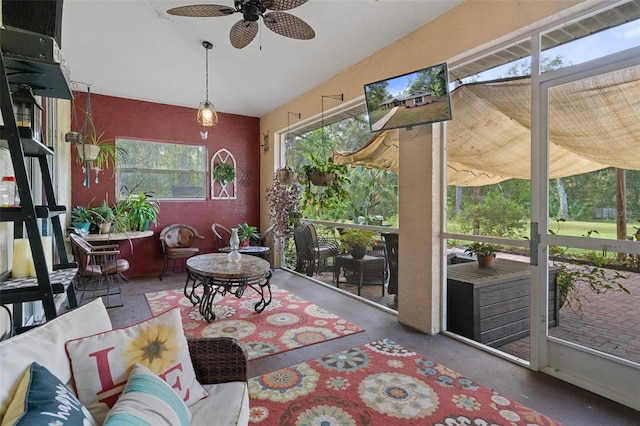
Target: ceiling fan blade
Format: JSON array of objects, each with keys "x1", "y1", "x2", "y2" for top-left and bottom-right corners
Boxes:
[
  {"x1": 167, "y1": 4, "x2": 236, "y2": 17},
  {"x1": 262, "y1": 0, "x2": 308, "y2": 11},
  {"x1": 263, "y1": 11, "x2": 315, "y2": 40},
  {"x1": 230, "y1": 20, "x2": 258, "y2": 48}
]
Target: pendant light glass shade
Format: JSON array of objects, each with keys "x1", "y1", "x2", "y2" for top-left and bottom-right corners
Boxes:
[
  {"x1": 198, "y1": 41, "x2": 218, "y2": 127},
  {"x1": 198, "y1": 101, "x2": 218, "y2": 126}
]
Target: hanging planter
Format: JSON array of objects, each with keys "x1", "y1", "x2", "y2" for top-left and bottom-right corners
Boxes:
[
  {"x1": 308, "y1": 169, "x2": 335, "y2": 186},
  {"x1": 76, "y1": 144, "x2": 101, "y2": 162},
  {"x1": 276, "y1": 167, "x2": 298, "y2": 185}
]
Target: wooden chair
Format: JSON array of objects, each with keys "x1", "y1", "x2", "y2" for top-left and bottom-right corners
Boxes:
[
  {"x1": 293, "y1": 223, "x2": 339, "y2": 277},
  {"x1": 69, "y1": 233, "x2": 129, "y2": 308},
  {"x1": 159, "y1": 224, "x2": 204, "y2": 280},
  {"x1": 211, "y1": 223, "x2": 231, "y2": 252}
]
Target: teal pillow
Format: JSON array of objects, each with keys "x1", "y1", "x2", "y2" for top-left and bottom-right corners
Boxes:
[
  {"x1": 2, "y1": 362, "x2": 96, "y2": 425},
  {"x1": 103, "y1": 363, "x2": 191, "y2": 426}
]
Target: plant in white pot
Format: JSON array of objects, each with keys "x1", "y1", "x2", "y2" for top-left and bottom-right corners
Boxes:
[
  {"x1": 90, "y1": 201, "x2": 116, "y2": 234},
  {"x1": 74, "y1": 112, "x2": 127, "y2": 171}
]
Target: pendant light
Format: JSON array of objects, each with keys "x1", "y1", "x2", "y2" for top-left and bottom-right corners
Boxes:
[{"x1": 197, "y1": 41, "x2": 218, "y2": 127}]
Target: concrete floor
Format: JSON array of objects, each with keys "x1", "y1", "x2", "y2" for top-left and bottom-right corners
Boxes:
[{"x1": 104, "y1": 268, "x2": 639, "y2": 426}]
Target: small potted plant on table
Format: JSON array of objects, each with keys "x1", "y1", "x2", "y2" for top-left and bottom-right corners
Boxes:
[
  {"x1": 464, "y1": 242, "x2": 498, "y2": 267},
  {"x1": 90, "y1": 201, "x2": 116, "y2": 234},
  {"x1": 339, "y1": 228, "x2": 376, "y2": 259},
  {"x1": 71, "y1": 206, "x2": 93, "y2": 233},
  {"x1": 237, "y1": 223, "x2": 259, "y2": 247}
]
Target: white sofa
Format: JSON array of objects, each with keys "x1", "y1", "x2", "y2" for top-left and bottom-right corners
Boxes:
[{"x1": 0, "y1": 299, "x2": 250, "y2": 425}]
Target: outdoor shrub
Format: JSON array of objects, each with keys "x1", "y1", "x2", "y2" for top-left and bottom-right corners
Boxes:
[{"x1": 457, "y1": 190, "x2": 528, "y2": 237}]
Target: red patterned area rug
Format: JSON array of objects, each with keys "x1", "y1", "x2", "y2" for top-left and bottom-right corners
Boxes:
[
  {"x1": 145, "y1": 285, "x2": 364, "y2": 360},
  {"x1": 248, "y1": 339, "x2": 562, "y2": 425}
]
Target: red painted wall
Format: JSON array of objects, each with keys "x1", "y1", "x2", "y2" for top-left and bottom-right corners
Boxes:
[{"x1": 71, "y1": 93, "x2": 261, "y2": 277}]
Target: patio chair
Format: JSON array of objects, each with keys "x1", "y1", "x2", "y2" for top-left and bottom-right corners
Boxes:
[
  {"x1": 293, "y1": 223, "x2": 339, "y2": 277},
  {"x1": 383, "y1": 233, "x2": 398, "y2": 295},
  {"x1": 159, "y1": 224, "x2": 204, "y2": 280},
  {"x1": 70, "y1": 233, "x2": 129, "y2": 308},
  {"x1": 211, "y1": 223, "x2": 232, "y2": 252},
  {"x1": 259, "y1": 225, "x2": 275, "y2": 266}
]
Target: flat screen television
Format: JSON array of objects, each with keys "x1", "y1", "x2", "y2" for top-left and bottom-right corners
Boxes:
[{"x1": 363, "y1": 62, "x2": 452, "y2": 132}]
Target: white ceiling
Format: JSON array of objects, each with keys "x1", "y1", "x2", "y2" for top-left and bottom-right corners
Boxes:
[{"x1": 61, "y1": 0, "x2": 463, "y2": 118}]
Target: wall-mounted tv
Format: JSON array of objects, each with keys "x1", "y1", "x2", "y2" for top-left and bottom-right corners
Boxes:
[{"x1": 363, "y1": 62, "x2": 452, "y2": 132}]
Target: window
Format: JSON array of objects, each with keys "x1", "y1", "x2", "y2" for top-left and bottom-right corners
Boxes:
[{"x1": 116, "y1": 138, "x2": 207, "y2": 200}]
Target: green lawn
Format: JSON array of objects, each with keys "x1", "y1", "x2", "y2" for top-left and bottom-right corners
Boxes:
[{"x1": 448, "y1": 220, "x2": 628, "y2": 240}]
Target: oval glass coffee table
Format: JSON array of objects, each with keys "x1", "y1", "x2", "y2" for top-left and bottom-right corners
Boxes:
[{"x1": 185, "y1": 253, "x2": 272, "y2": 322}]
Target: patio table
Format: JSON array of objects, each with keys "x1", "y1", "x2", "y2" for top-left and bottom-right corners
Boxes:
[{"x1": 185, "y1": 253, "x2": 271, "y2": 322}]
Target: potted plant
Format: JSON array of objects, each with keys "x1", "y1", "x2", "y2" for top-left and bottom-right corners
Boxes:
[
  {"x1": 237, "y1": 223, "x2": 259, "y2": 247},
  {"x1": 266, "y1": 168, "x2": 302, "y2": 240},
  {"x1": 300, "y1": 155, "x2": 350, "y2": 213},
  {"x1": 464, "y1": 242, "x2": 498, "y2": 267},
  {"x1": 90, "y1": 201, "x2": 116, "y2": 234},
  {"x1": 71, "y1": 205, "x2": 92, "y2": 232},
  {"x1": 109, "y1": 198, "x2": 131, "y2": 233},
  {"x1": 339, "y1": 228, "x2": 376, "y2": 259},
  {"x1": 126, "y1": 192, "x2": 160, "y2": 232},
  {"x1": 212, "y1": 162, "x2": 236, "y2": 184},
  {"x1": 74, "y1": 111, "x2": 127, "y2": 170}
]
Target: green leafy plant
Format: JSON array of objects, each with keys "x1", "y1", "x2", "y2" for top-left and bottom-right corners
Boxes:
[
  {"x1": 213, "y1": 162, "x2": 236, "y2": 183},
  {"x1": 90, "y1": 200, "x2": 115, "y2": 224},
  {"x1": 237, "y1": 222, "x2": 259, "y2": 243},
  {"x1": 339, "y1": 228, "x2": 376, "y2": 253},
  {"x1": 125, "y1": 192, "x2": 160, "y2": 231},
  {"x1": 71, "y1": 205, "x2": 92, "y2": 224},
  {"x1": 110, "y1": 199, "x2": 131, "y2": 233},
  {"x1": 301, "y1": 155, "x2": 350, "y2": 213},
  {"x1": 549, "y1": 218, "x2": 630, "y2": 313},
  {"x1": 74, "y1": 109, "x2": 127, "y2": 171},
  {"x1": 464, "y1": 242, "x2": 498, "y2": 258}
]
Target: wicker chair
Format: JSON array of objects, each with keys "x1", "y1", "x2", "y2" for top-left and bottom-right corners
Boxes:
[
  {"x1": 293, "y1": 223, "x2": 339, "y2": 277},
  {"x1": 187, "y1": 336, "x2": 247, "y2": 384},
  {"x1": 383, "y1": 233, "x2": 398, "y2": 295},
  {"x1": 159, "y1": 224, "x2": 204, "y2": 280}
]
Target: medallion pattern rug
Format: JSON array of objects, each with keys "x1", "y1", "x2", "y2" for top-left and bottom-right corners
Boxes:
[
  {"x1": 145, "y1": 285, "x2": 364, "y2": 360},
  {"x1": 248, "y1": 339, "x2": 562, "y2": 425}
]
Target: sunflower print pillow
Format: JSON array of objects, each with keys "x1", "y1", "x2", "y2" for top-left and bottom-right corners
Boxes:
[{"x1": 65, "y1": 308, "x2": 208, "y2": 423}]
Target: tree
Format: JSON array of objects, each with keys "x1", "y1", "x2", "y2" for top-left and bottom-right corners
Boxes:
[
  {"x1": 364, "y1": 81, "x2": 390, "y2": 113},
  {"x1": 407, "y1": 66, "x2": 447, "y2": 97}
]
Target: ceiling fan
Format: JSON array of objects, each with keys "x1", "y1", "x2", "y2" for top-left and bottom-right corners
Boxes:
[{"x1": 167, "y1": 0, "x2": 315, "y2": 49}]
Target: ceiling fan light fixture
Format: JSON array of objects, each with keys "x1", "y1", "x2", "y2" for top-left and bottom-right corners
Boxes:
[{"x1": 197, "y1": 40, "x2": 218, "y2": 127}]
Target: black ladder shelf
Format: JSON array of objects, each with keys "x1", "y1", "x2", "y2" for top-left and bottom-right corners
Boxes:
[{"x1": 0, "y1": 30, "x2": 78, "y2": 331}]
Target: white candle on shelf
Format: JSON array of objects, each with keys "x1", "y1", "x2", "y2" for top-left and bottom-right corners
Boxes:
[
  {"x1": 41, "y1": 236, "x2": 53, "y2": 273},
  {"x1": 12, "y1": 239, "x2": 34, "y2": 278}
]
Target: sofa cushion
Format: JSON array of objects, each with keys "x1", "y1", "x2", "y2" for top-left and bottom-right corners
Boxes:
[
  {"x1": 65, "y1": 307, "x2": 208, "y2": 423},
  {"x1": 0, "y1": 299, "x2": 112, "y2": 420},
  {"x1": 103, "y1": 363, "x2": 191, "y2": 426},
  {"x1": 190, "y1": 382, "x2": 250, "y2": 426},
  {"x1": 1, "y1": 362, "x2": 97, "y2": 426}
]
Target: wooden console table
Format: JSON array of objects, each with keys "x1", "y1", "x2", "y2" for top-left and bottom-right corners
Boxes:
[{"x1": 447, "y1": 258, "x2": 560, "y2": 347}]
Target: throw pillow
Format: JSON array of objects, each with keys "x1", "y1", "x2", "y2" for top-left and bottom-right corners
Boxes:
[
  {"x1": 103, "y1": 363, "x2": 191, "y2": 426},
  {"x1": 65, "y1": 308, "x2": 207, "y2": 423},
  {"x1": 1, "y1": 362, "x2": 97, "y2": 426}
]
